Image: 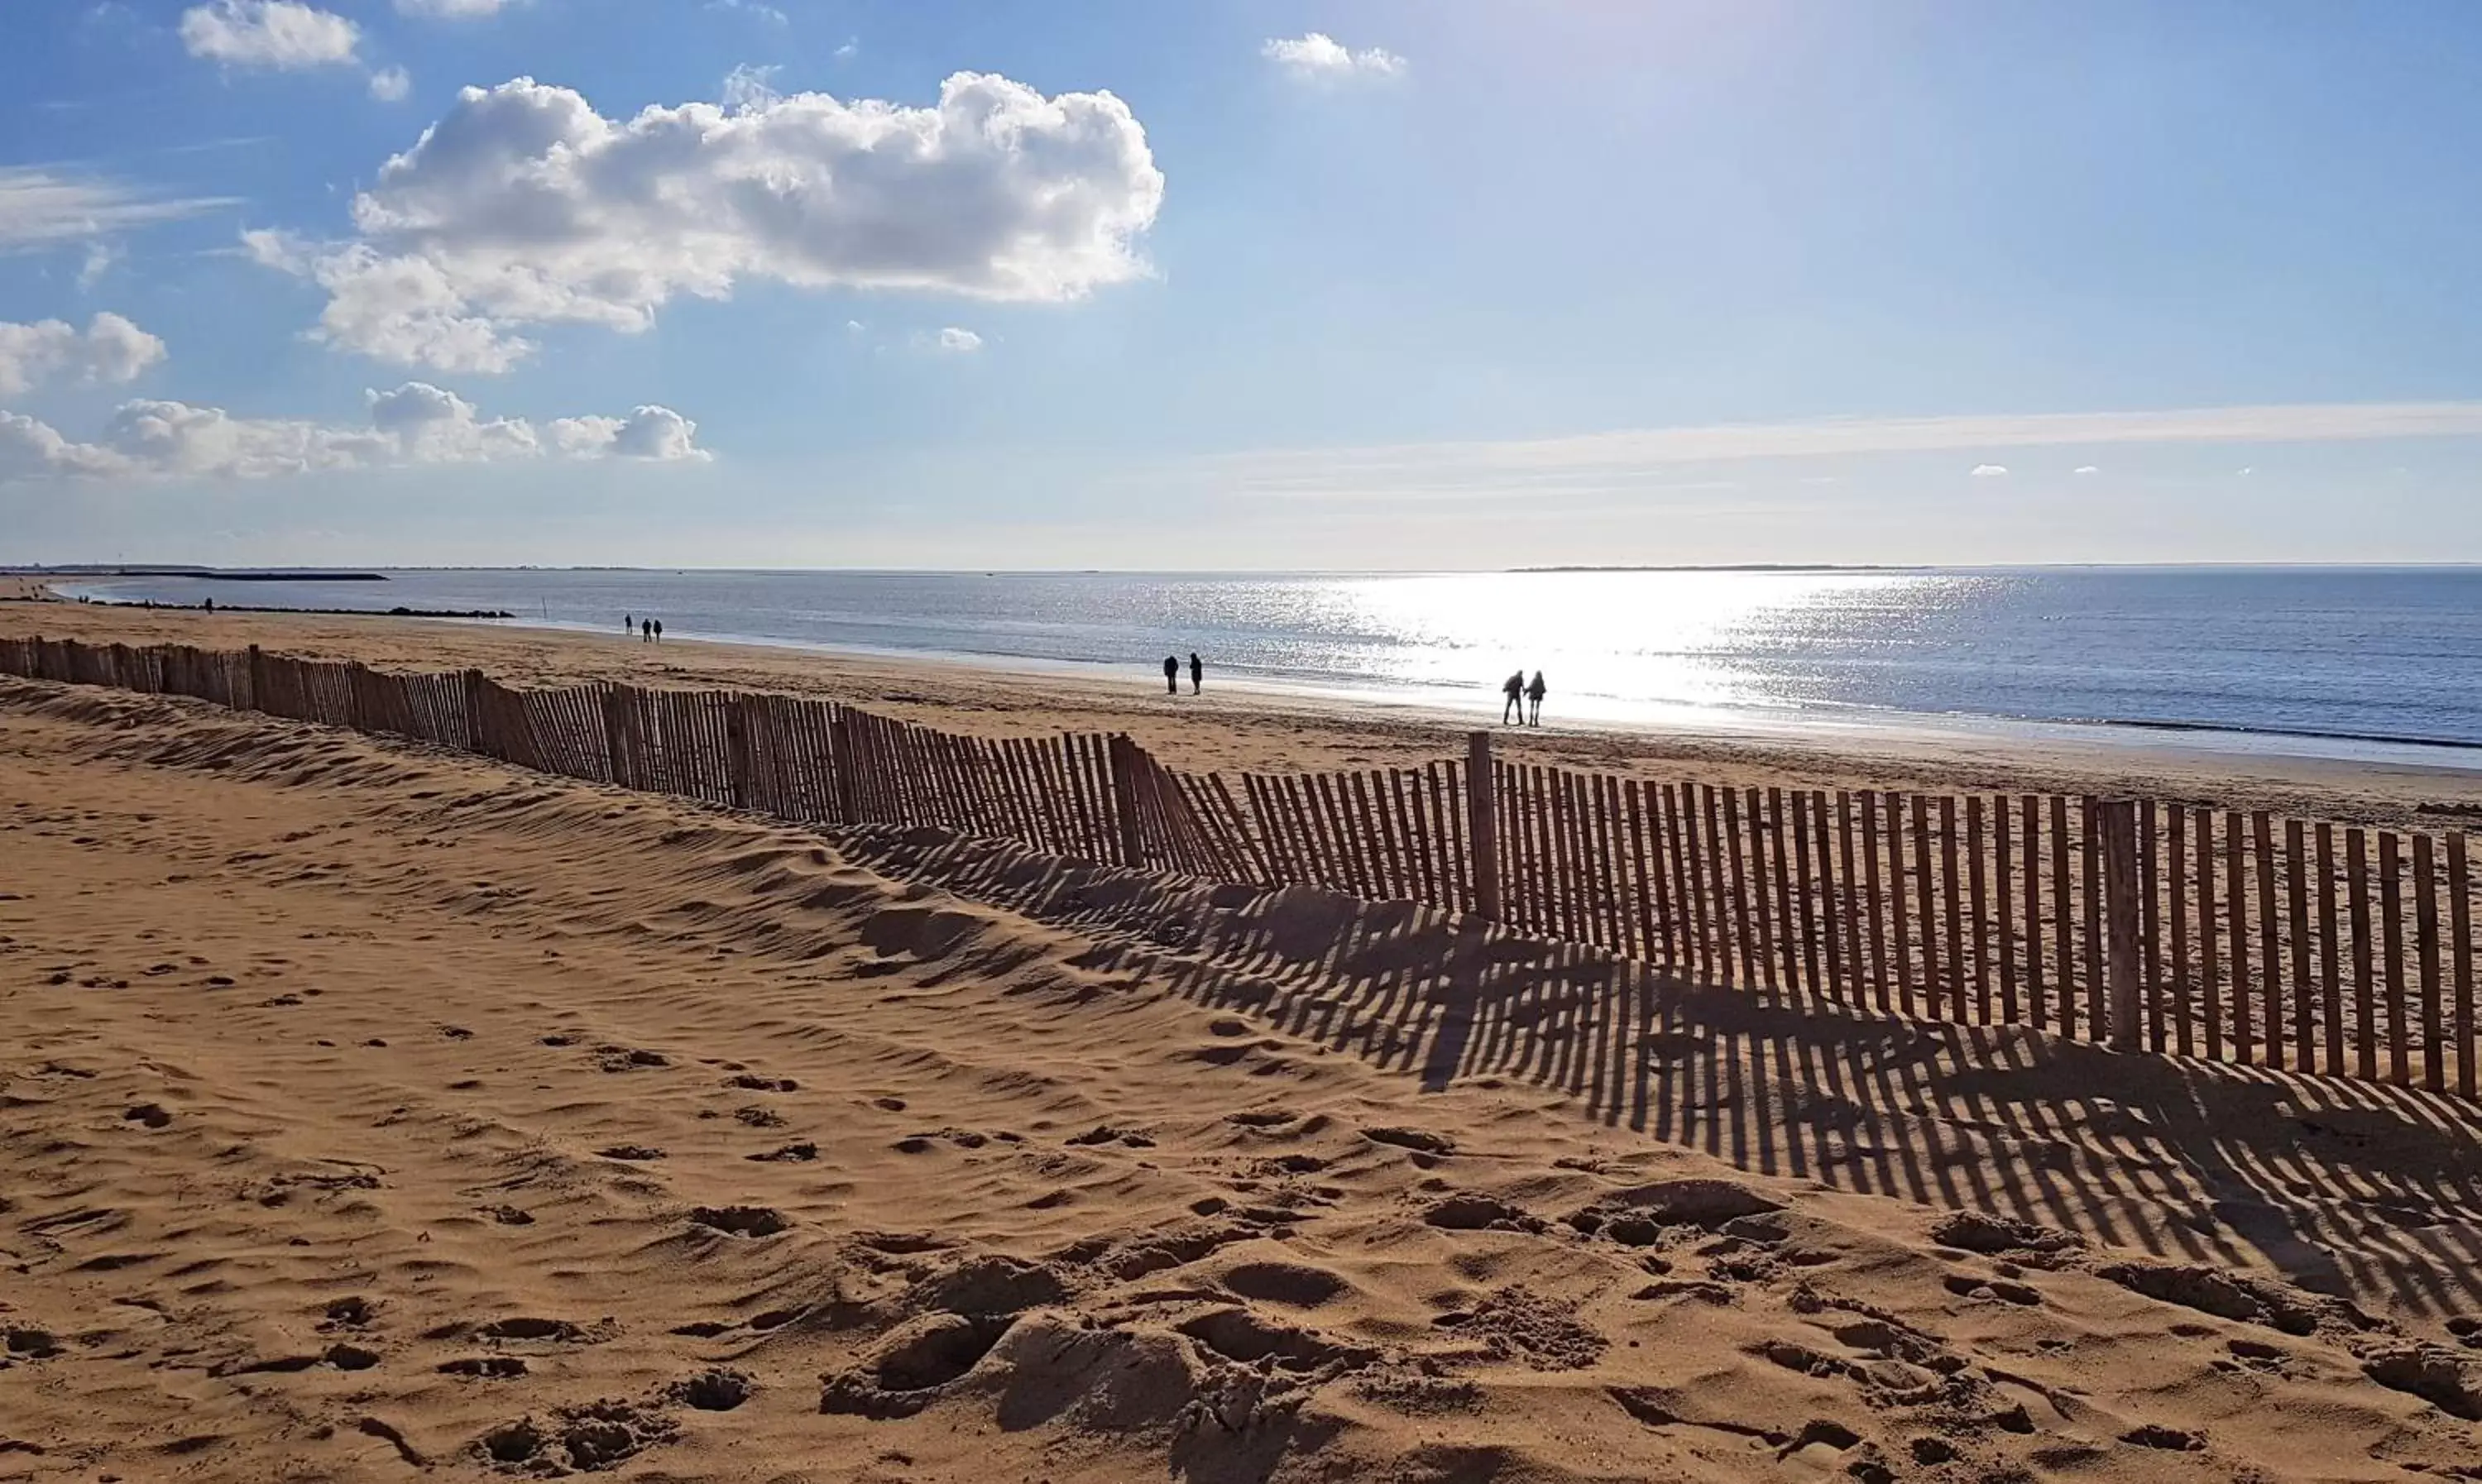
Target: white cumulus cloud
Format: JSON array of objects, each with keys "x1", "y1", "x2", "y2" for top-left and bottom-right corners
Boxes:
[
  {"x1": 0, "y1": 313, "x2": 166, "y2": 396},
  {"x1": 368, "y1": 65, "x2": 411, "y2": 102},
  {"x1": 245, "y1": 72, "x2": 1165, "y2": 372},
  {"x1": 1263, "y1": 32, "x2": 1406, "y2": 82},
  {"x1": 1969, "y1": 463, "x2": 2009, "y2": 476},
  {"x1": 2072, "y1": 464, "x2": 2099, "y2": 475},
  {"x1": 0, "y1": 382, "x2": 707, "y2": 482},
  {"x1": 180, "y1": 0, "x2": 360, "y2": 68},
  {"x1": 934, "y1": 326, "x2": 981, "y2": 352}
]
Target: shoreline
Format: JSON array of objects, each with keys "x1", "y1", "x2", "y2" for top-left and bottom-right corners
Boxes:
[{"x1": 7, "y1": 600, "x2": 2482, "y2": 828}]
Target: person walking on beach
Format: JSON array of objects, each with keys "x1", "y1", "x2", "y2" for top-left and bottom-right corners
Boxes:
[
  {"x1": 1188, "y1": 652, "x2": 1203, "y2": 696},
  {"x1": 1502, "y1": 671, "x2": 1525, "y2": 725},
  {"x1": 1526, "y1": 671, "x2": 1547, "y2": 725},
  {"x1": 625, "y1": 613, "x2": 633, "y2": 634},
  {"x1": 652, "y1": 619, "x2": 663, "y2": 644},
  {"x1": 640, "y1": 618, "x2": 652, "y2": 643},
  {"x1": 1162, "y1": 655, "x2": 1180, "y2": 695}
]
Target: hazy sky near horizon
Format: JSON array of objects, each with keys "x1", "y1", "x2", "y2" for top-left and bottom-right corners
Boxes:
[{"x1": 4, "y1": 0, "x2": 2481, "y2": 569}]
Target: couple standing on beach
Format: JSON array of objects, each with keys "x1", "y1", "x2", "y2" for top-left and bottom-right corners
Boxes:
[
  {"x1": 625, "y1": 614, "x2": 664, "y2": 644},
  {"x1": 1163, "y1": 653, "x2": 1203, "y2": 696},
  {"x1": 1502, "y1": 670, "x2": 1547, "y2": 725}
]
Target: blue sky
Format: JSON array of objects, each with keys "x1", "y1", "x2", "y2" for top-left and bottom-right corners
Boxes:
[{"x1": 2, "y1": 0, "x2": 2480, "y2": 568}]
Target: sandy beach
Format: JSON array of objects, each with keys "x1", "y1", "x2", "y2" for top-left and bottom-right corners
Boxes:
[{"x1": 7, "y1": 605, "x2": 2482, "y2": 1481}]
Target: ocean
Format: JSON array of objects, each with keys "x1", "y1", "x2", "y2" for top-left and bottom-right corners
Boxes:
[{"x1": 49, "y1": 567, "x2": 2482, "y2": 767}]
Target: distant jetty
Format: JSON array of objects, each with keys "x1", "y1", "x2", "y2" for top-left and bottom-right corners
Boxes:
[
  {"x1": 78, "y1": 597, "x2": 513, "y2": 620},
  {"x1": 22, "y1": 567, "x2": 391, "y2": 582}
]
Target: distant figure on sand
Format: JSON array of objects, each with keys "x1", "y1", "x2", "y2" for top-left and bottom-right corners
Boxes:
[
  {"x1": 640, "y1": 619, "x2": 652, "y2": 643},
  {"x1": 625, "y1": 613, "x2": 633, "y2": 634},
  {"x1": 203, "y1": 597, "x2": 214, "y2": 614},
  {"x1": 1162, "y1": 655, "x2": 1180, "y2": 695},
  {"x1": 652, "y1": 619, "x2": 664, "y2": 644},
  {"x1": 1189, "y1": 652, "x2": 1203, "y2": 696},
  {"x1": 1502, "y1": 671, "x2": 1524, "y2": 725},
  {"x1": 1526, "y1": 671, "x2": 1547, "y2": 725}
]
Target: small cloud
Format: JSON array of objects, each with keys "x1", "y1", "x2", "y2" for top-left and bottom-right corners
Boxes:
[
  {"x1": 395, "y1": 0, "x2": 510, "y2": 16},
  {"x1": 844, "y1": 318, "x2": 864, "y2": 335},
  {"x1": 367, "y1": 65, "x2": 410, "y2": 101},
  {"x1": 1969, "y1": 463, "x2": 2009, "y2": 477},
  {"x1": 2237, "y1": 466, "x2": 2254, "y2": 476},
  {"x1": 721, "y1": 62, "x2": 779, "y2": 111},
  {"x1": 1263, "y1": 32, "x2": 1406, "y2": 83},
  {"x1": 2072, "y1": 464, "x2": 2098, "y2": 475},
  {"x1": 933, "y1": 326, "x2": 981, "y2": 352},
  {"x1": 705, "y1": 0, "x2": 787, "y2": 23},
  {"x1": 180, "y1": 0, "x2": 360, "y2": 69},
  {"x1": 835, "y1": 36, "x2": 858, "y2": 60},
  {"x1": 77, "y1": 242, "x2": 121, "y2": 290}
]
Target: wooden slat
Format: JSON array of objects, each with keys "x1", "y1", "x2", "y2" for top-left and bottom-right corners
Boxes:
[
  {"x1": 2380, "y1": 831, "x2": 2408, "y2": 1084},
  {"x1": 2226, "y1": 809, "x2": 2252, "y2": 1064},
  {"x1": 2041, "y1": 796, "x2": 2065, "y2": 1034},
  {"x1": 1721, "y1": 786, "x2": 1756, "y2": 988},
  {"x1": 1967, "y1": 797, "x2": 1990, "y2": 1022},
  {"x1": 2168, "y1": 806, "x2": 2191, "y2": 1056},
  {"x1": 2255, "y1": 811, "x2": 2284, "y2": 1070},
  {"x1": 1791, "y1": 791, "x2": 1823, "y2": 999},
  {"x1": 1747, "y1": 787, "x2": 1781, "y2": 993},
  {"x1": 1914, "y1": 794, "x2": 1940, "y2": 1018},
  {"x1": 1838, "y1": 791, "x2": 1866, "y2": 1006},
  {"x1": 2316, "y1": 822, "x2": 2342, "y2": 1076},
  {"x1": 2348, "y1": 826, "x2": 2376, "y2": 1081},
  {"x1": 1996, "y1": 797, "x2": 2018, "y2": 1023},
  {"x1": 2139, "y1": 800, "x2": 2162, "y2": 1050},
  {"x1": 2417, "y1": 832, "x2": 2444, "y2": 1093},
  {"x1": 2452, "y1": 832, "x2": 2474, "y2": 1099},
  {"x1": 2082, "y1": 797, "x2": 2105, "y2": 1041},
  {"x1": 1624, "y1": 781, "x2": 1654, "y2": 962},
  {"x1": 1669, "y1": 784, "x2": 1703, "y2": 976},
  {"x1": 1884, "y1": 791, "x2": 1913, "y2": 1016},
  {"x1": 2287, "y1": 819, "x2": 2314, "y2": 1072},
  {"x1": 1941, "y1": 796, "x2": 1966, "y2": 1021},
  {"x1": 1766, "y1": 787, "x2": 1798, "y2": 994},
  {"x1": 1810, "y1": 791, "x2": 1842, "y2": 1003}
]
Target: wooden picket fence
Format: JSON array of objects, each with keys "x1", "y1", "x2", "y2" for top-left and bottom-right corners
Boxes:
[{"x1": 2, "y1": 633, "x2": 2474, "y2": 1097}]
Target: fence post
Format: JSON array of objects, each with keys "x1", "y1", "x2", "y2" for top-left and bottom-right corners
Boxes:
[
  {"x1": 2101, "y1": 798, "x2": 2142, "y2": 1051},
  {"x1": 1107, "y1": 734, "x2": 1148, "y2": 870},
  {"x1": 828, "y1": 708, "x2": 860, "y2": 824},
  {"x1": 1465, "y1": 730, "x2": 1501, "y2": 922},
  {"x1": 724, "y1": 694, "x2": 753, "y2": 809},
  {"x1": 245, "y1": 644, "x2": 267, "y2": 712},
  {"x1": 462, "y1": 668, "x2": 492, "y2": 758}
]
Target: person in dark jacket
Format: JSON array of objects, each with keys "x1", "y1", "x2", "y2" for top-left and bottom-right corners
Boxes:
[
  {"x1": 1162, "y1": 655, "x2": 1179, "y2": 695},
  {"x1": 1526, "y1": 670, "x2": 1547, "y2": 725},
  {"x1": 1188, "y1": 652, "x2": 1203, "y2": 695},
  {"x1": 1501, "y1": 671, "x2": 1524, "y2": 725}
]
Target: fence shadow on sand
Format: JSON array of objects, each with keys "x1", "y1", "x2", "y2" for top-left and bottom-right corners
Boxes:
[{"x1": 842, "y1": 824, "x2": 2482, "y2": 1323}]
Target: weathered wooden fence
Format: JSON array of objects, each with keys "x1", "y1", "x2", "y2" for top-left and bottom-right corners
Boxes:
[{"x1": 3, "y1": 634, "x2": 2474, "y2": 1096}]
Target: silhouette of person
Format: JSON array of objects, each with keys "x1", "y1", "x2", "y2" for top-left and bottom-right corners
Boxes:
[
  {"x1": 203, "y1": 596, "x2": 214, "y2": 614},
  {"x1": 1501, "y1": 671, "x2": 1524, "y2": 725},
  {"x1": 1162, "y1": 655, "x2": 1180, "y2": 695},
  {"x1": 640, "y1": 619, "x2": 652, "y2": 643},
  {"x1": 1188, "y1": 652, "x2": 1203, "y2": 696},
  {"x1": 652, "y1": 619, "x2": 663, "y2": 644},
  {"x1": 625, "y1": 613, "x2": 633, "y2": 634},
  {"x1": 1526, "y1": 671, "x2": 1547, "y2": 725}
]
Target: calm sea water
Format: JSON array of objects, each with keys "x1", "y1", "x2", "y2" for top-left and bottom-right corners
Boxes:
[{"x1": 50, "y1": 567, "x2": 2482, "y2": 765}]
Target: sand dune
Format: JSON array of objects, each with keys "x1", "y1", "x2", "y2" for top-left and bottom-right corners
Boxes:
[{"x1": 6, "y1": 676, "x2": 2482, "y2": 1481}]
